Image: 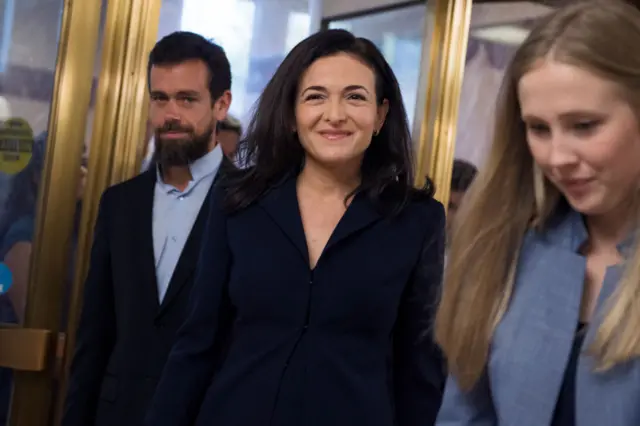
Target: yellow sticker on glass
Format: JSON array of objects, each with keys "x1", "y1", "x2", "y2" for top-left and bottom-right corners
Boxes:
[{"x1": 0, "y1": 118, "x2": 34, "y2": 175}]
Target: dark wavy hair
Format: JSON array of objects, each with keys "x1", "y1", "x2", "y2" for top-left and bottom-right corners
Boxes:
[
  {"x1": 451, "y1": 159, "x2": 477, "y2": 192},
  {"x1": 221, "y1": 29, "x2": 433, "y2": 215}
]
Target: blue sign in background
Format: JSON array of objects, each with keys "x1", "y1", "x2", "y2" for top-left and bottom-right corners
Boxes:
[{"x1": 0, "y1": 262, "x2": 12, "y2": 294}]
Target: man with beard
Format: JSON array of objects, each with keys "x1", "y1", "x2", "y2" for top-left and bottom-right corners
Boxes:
[{"x1": 62, "y1": 31, "x2": 231, "y2": 426}]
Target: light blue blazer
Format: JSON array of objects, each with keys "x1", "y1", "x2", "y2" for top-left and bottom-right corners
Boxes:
[{"x1": 436, "y1": 208, "x2": 639, "y2": 426}]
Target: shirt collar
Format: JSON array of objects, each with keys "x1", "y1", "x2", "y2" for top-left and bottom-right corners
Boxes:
[
  {"x1": 550, "y1": 208, "x2": 637, "y2": 257},
  {"x1": 156, "y1": 144, "x2": 223, "y2": 194}
]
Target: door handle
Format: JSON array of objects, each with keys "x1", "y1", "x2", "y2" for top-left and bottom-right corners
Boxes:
[{"x1": 0, "y1": 326, "x2": 51, "y2": 371}]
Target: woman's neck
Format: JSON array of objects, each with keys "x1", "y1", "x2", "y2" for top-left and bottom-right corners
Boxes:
[
  {"x1": 585, "y1": 199, "x2": 637, "y2": 250},
  {"x1": 297, "y1": 158, "x2": 361, "y2": 197}
]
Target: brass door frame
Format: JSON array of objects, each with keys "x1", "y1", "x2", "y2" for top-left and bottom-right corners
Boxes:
[
  {"x1": 412, "y1": 0, "x2": 479, "y2": 209},
  {"x1": 0, "y1": 0, "x2": 104, "y2": 425},
  {"x1": 53, "y1": 0, "x2": 161, "y2": 424}
]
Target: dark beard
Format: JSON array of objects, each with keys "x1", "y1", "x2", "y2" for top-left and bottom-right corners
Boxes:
[{"x1": 153, "y1": 121, "x2": 213, "y2": 169}]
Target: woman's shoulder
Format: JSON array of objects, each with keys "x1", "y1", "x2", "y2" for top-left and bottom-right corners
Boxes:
[
  {"x1": 405, "y1": 188, "x2": 445, "y2": 222},
  {"x1": 397, "y1": 174, "x2": 443, "y2": 218},
  {"x1": 380, "y1": 189, "x2": 445, "y2": 249}
]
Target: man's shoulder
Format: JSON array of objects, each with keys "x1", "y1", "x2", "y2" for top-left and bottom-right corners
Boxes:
[{"x1": 101, "y1": 169, "x2": 155, "y2": 205}]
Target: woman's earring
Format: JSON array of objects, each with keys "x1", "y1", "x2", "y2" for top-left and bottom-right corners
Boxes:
[{"x1": 373, "y1": 129, "x2": 379, "y2": 136}]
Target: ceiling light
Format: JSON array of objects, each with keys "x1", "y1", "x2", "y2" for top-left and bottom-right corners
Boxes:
[{"x1": 471, "y1": 25, "x2": 530, "y2": 46}]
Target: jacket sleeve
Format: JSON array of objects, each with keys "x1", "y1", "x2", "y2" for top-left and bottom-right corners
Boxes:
[
  {"x1": 62, "y1": 190, "x2": 116, "y2": 426},
  {"x1": 435, "y1": 374, "x2": 497, "y2": 425},
  {"x1": 393, "y1": 201, "x2": 447, "y2": 426},
  {"x1": 145, "y1": 185, "x2": 232, "y2": 426}
]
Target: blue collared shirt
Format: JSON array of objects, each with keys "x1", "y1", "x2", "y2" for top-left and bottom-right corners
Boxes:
[{"x1": 152, "y1": 145, "x2": 223, "y2": 302}]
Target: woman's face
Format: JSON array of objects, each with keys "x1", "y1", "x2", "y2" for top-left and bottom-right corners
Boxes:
[
  {"x1": 294, "y1": 53, "x2": 388, "y2": 170},
  {"x1": 519, "y1": 60, "x2": 640, "y2": 217}
]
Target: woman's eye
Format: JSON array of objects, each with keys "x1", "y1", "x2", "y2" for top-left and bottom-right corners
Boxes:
[
  {"x1": 527, "y1": 123, "x2": 550, "y2": 136},
  {"x1": 573, "y1": 121, "x2": 598, "y2": 133}
]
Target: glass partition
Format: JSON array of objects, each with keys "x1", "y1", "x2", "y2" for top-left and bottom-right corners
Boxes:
[
  {"x1": 325, "y1": 2, "x2": 427, "y2": 130},
  {"x1": 158, "y1": 0, "x2": 312, "y2": 125},
  {"x1": 445, "y1": 1, "x2": 553, "y2": 234},
  {"x1": 0, "y1": 0, "x2": 104, "y2": 424}
]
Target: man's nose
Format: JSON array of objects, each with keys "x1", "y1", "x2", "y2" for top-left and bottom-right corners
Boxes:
[{"x1": 162, "y1": 99, "x2": 182, "y2": 121}]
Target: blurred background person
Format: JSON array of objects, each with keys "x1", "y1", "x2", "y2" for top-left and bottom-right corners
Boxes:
[
  {"x1": 216, "y1": 114, "x2": 242, "y2": 159},
  {"x1": 0, "y1": 131, "x2": 86, "y2": 424},
  {"x1": 446, "y1": 159, "x2": 477, "y2": 241}
]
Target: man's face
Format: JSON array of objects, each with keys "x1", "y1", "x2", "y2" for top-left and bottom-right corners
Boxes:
[
  {"x1": 218, "y1": 129, "x2": 240, "y2": 158},
  {"x1": 149, "y1": 59, "x2": 231, "y2": 168},
  {"x1": 447, "y1": 190, "x2": 466, "y2": 237}
]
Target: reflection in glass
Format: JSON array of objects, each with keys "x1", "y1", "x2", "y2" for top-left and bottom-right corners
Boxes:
[
  {"x1": 0, "y1": 0, "x2": 68, "y2": 318},
  {"x1": 157, "y1": 0, "x2": 311, "y2": 127},
  {"x1": 0, "y1": 0, "x2": 15, "y2": 73},
  {"x1": 0, "y1": 0, "x2": 66, "y2": 424},
  {"x1": 454, "y1": 2, "x2": 553, "y2": 169},
  {"x1": 327, "y1": 4, "x2": 427, "y2": 130}
]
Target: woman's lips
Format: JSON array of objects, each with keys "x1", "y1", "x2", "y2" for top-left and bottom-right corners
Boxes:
[
  {"x1": 560, "y1": 178, "x2": 594, "y2": 195},
  {"x1": 318, "y1": 131, "x2": 352, "y2": 141}
]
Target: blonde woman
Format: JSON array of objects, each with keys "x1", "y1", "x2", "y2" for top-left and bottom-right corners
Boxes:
[{"x1": 435, "y1": 1, "x2": 640, "y2": 425}]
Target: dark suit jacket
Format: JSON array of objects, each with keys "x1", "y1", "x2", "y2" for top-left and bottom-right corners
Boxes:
[
  {"x1": 62, "y1": 169, "x2": 212, "y2": 426},
  {"x1": 145, "y1": 175, "x2": 446, "y2": 426}
]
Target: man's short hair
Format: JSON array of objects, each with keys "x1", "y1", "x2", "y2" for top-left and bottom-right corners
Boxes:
[
  {"x1": 451, "y1": 159, "x2": 478, "y2": 192},
  {"x1": 148, "y1": 31, "x2": 231, "y2": 101}
]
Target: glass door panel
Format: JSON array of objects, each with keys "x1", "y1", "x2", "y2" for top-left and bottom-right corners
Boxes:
[
  {"x1": 325, "y1": 3, "x2": 427, "y2": 131},
  {"x1": 0, "y1": 0, "x2": 104, "y2": 425},
  {"x1": 445, "y1": 1, "x2": 553, "y2": 236}
]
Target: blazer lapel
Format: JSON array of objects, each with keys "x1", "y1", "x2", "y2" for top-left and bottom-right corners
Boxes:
[
  {"x1": 259, "y1": 176, "x2": 309, "y2": 264},
  {"x1": 135, "y1": 169, "x2": 161, "y2": 310},
  {"x1": 495, "y1": 210, "x2": 588, "y2": 426},
  {"x1": 324, "y1": 190, "x2": 380, "y2": 252},
  {"x1": 258, "y1": 175, "x2": 382, "y2": 267}
]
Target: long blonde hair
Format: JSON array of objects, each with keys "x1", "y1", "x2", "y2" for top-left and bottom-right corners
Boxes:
[{"x1": 435, "y1": 0, "x2": 640, "y2": 391}]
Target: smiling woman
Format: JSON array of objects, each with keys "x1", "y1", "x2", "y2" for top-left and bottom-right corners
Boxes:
[
  {"x1": 145, "y1": 29, "x2": 447, "y2": 426},
  {"x1": 294, "y1": 52, "x2": 388, "y2": 179},
  {"x1": 222, "y1": 29, "x2": 423, "y2": 215}
]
